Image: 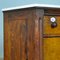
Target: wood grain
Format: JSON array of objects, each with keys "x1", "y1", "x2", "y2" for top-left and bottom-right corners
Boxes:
[
  {"x1": 4, "y1": 13, "x2": 11, "y2": 60},
  {"x1": 43, "y1": 38, "x2": 60, "y2": 60},
  {"x1": 43, "y1": 16, "x2": 60, "y2": 35},
  {"x1": 4, "y1": 9, "x2": 41, "y2": 60},
  {"x1": 43, "y1": 15, "x2": 60, "y2": 60}
]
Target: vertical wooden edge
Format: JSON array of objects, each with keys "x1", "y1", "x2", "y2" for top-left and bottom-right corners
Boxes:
[
  {"x1": 3, "y1": 12, "x2": 5, "y2": 60},
  {"x1": 3, "y1": 12, "x2": 7, "y2": 60},
  {"x1": 36, "y1": 9, "x2": 44, "y2": 60},
  {"x1": 4, "y1": 12, "x2": 11, "y2": 60},
  {"x1": 4, "y1": 12, "x2": 8, "y2": 60}
]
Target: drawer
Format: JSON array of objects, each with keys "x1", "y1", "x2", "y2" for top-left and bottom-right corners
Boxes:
[
  {"x1": 43, "y1": 38, "x2": 60, "y2": 60},
  {"x1": 43, "y1": 16, "x2": 60, "y2": 35}
]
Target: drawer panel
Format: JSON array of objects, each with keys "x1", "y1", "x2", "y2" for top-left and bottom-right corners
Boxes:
[
  {"x1": 43, "y1": 16, "x2": 60, "y2": 35},
  {"x1": 43, "y1": 38, "x2": 60, "y2": 60}
]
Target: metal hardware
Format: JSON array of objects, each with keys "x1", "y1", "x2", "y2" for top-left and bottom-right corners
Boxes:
[
  {"x1": 50, "y1": 17, "x2": 57, "y2": 28},
  {"x1": 51, "y1": 22, "x2": 57, "y2": 28}
]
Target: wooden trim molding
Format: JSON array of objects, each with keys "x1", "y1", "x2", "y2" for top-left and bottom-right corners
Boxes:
[
  {"x1": 43, "y1": 34, "x2": 60, "y2": 38},
  {"x1": 36, "y1": 9, "x2": 44, "y2": 60}
]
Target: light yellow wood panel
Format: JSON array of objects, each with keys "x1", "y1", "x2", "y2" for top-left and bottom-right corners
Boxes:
[
  {"x1": 43, "y1": 38, "x2": 60, "y2": 60},
  {"x1": 43, "y1": 16, "x2": 60, "y2": 34}
]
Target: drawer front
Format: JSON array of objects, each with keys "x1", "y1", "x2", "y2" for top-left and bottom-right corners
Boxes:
[
  {"x1": 43, "y1": 16, "x2": 60, "y2": 35},
  {"x1": 43, "y1": 38, "x2": 60, "y2": 60}
]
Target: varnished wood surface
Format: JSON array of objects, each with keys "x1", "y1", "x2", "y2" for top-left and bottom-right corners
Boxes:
[
  {"x1": 43, "y1": 16, "x2": 60, "y2": 35},
  {"x1": 4, "y1": 8, "x2": 60, "y2": 60},
  {"x1": 44, "y1": 9, "x2": 60, "y2": 15},
  {"x1": 4, "y1": 9, "x2": 41, "y2": 60},
  {"x1": 43, "y1": 38, "x2": 60, "y2": 60},
  {"x1": 4, "y1": 12, "x2": 10, "y2": 60},
  {"x1": 43, "y1": 15, "x2": 60, "y2": 60},
  {"x1": 4, "y1": 9, "x2": 35, "y2": 60}
]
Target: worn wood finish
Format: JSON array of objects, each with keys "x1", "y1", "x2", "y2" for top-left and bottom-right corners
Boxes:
[
  {"x1": 44, "y1": 9, "x2": 60, "y2": 15},
  {"x1": 9, "y1": 19, "x2": 27, "y2": 60},
  {"x1": 4, "y1": 8, "x2": 43, "y2": 60},
  {"x1": 4, "y1": 12, "x2": 11, "y2": 60},
  {"x1": 4, "y1": 13, "x2": 27, "y2": 60},
  {"x1": 35, "y1": 9, "x2": 44, "y2": 60},
  {"x1": 27, "y1": 17, "x2": 35, "y2": 60},
  {"x1": 4, "y1": 8, "x2": 60, "y2": 60},
  {"x1": 4, "y1": 9, "x2": 35, "y2": 60}
]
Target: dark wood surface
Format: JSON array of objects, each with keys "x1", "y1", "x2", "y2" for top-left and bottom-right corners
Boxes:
[
  {"x1": 4, "y1": 8, "x2": 43, "y2": 60},
  {"x1": 4, "y1": 8, "x2": 60, "y2": 60}
]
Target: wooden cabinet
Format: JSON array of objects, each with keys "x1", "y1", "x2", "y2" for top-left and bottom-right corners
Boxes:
[
  {"x1": 3, "y1": 4, "x2": 60, "y2": 60},
  {"x1": 4, "y1": 9, "x2": 44, "y2": 60}
]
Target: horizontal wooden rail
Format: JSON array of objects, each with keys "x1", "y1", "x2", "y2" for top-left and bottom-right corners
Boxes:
[
  {"x1": 44, "y1": 13, "x2": 60, "y2": 16},
  {"x1": 43, "y1": 34, "x2": 60, "y2": 38}
]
